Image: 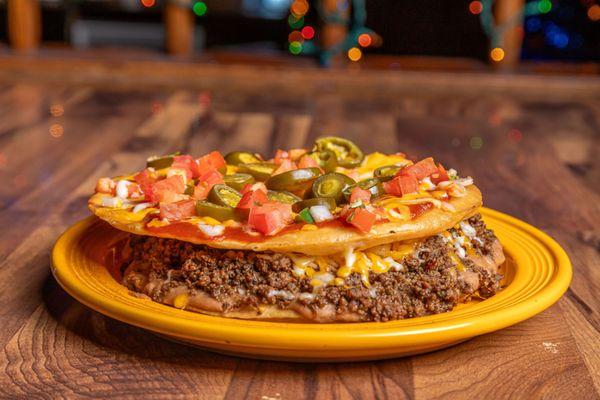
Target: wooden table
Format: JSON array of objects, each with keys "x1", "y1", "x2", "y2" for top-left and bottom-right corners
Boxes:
[{"x1": 0, "y1": 58, "x2": 598, "y2": 399}]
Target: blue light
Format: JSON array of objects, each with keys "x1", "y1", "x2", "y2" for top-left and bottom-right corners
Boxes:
[
  {"x1": 526, "y1": 17, "x2": 542, "y2": 32},
  {"x1": 553, "y1": 33, "x2": 569, "y2": 48}
]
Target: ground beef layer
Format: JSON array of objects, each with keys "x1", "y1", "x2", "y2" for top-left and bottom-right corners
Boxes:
[{"x1": 122, "y1": 214, "x2": 503, "y2": 322}]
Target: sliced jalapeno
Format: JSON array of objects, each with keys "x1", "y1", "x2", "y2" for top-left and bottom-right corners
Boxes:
[
  {"x1": 196, "y1": 201, "x2": 239, "y2": 222},
  {"x1": 237, "y1": 163, "x2": 277, "y2": 181},
  {"x1": 295, "y1": 208, "x2": 315, "y2": 223},
  {"x1": 309, "y1": 149, "x2": 338, "y2": 173},
  {"x1": 311, "y1": 172, "x2": 356, "y2": 203},
  {"x1": 343, "y1": 178, "x2": 384, "y2": 200},
  {"x1": 224, "y1": 151, "x2": 262, "y2": 166},
  {"x1": 374, "y1": 165, "x2": 402, "y2": 182},
  {"x1": 292, "y1": 197, "x2": 336, "y2": 213},
  {"x1": 146, "y1": 152, "x2": 180, "y2": 169},
  {"x1": 208, "y1": 184, "x2": 242, "y2": 208},
  {"x1": 315, "y1": 137, "x2": 364, "y2": 168},
  {"x1": 267, "y1": 190, "x2": 302, "y2": 204},
  {"x1": 265, "y1": 167, "x2": 322, "y2": 192},
  {"x1": 223, "y1": 173, "x2": 255, "y2": 191}
]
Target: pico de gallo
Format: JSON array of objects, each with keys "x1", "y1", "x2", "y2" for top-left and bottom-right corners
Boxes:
[{"x1": 91, "y1": 136, "x2": 474, "y2": 237}]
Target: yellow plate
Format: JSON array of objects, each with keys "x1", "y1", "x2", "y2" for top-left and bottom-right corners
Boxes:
[{"x1": 51, "y1": 208, "x2": 572, "y2": 362}]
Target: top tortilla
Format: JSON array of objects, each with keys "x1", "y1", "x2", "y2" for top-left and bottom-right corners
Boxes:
[{"x1": 89, "y1": 185, "x2": 482, "y2": 255}]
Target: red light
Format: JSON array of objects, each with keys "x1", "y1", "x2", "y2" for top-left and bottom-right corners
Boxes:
[
  {"x1": 301, "y1": 26, "x2": 315, "y2": 40},
  {"x1": 469, "y1": 1, "x2": 483, "y2": 14},
  {"x1": 358, "y1": 34, "x2": 372, "y2": 47},
  {"x1": 141, "y1": 0, "x2": 156, "y2": 8}
]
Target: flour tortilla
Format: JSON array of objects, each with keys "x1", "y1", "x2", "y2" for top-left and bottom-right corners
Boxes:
[{"x1": 90, "y1": 185, "x2": 483, "y2": 255}]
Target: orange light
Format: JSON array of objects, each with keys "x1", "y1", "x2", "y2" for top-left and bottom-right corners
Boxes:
[
  {"x1": 301, "y1": 26, "x2": 315, "y2": 40},
  {"x1": 588, "y1": 5, "x2": 600, "y2": 21},
  {"x1": 490, "y1": 47, "x2": 505, "y2": 62},
  {"x1": 469, "y1": 1, "x2": 483, "y2": 15},
  {"x1": 291, "y1": 0, "x2": 309, "y2": 17},
  {"x1": 140, "y1": 0, "x2": 156, "y2": 8},
  {"x1": 348, "y1": 47, "x2": 362, "y2": 62},
  {"x1": 288, "y1": 30, "x2": 303, "y2": 43},
  {"x1": 358, "y1": 34, "x2": 372, "y2": 47}
]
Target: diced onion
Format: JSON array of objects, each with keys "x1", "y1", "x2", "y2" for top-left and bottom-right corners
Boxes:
[
  {"x1": 309, "y1": 205, "x2": 333, "y2": 223},
  {"x1": 101, "y1": 196, "x2": 122, "y2": 208},
  {"x1": 198, "y1": 223, "x2": 224, "y2": 237},
  {"x1": 115, "y1": 180, "x2": 130, "y2": 199},
  {"x1": 132, "y1": 202, "x2": 153, "y2": 213}
]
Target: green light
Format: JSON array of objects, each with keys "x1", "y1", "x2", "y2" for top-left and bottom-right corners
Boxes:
[
  {"x1": 538, "y1": 0, "x2": 552, "y2": 14},
  {"x1": 288, "y1": 14, "x2": 304, "y2": 29},
  {"x1": 289, "y1": 41, "x2": 303, "y2": 55},
  {"x1": 193, "y1": 2, "x2": 207, "y2": 16},
  {"x1": 469, "y1": 136, "x2": 484, "y2": 150}
]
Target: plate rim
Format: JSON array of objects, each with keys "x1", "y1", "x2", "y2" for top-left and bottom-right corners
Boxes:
[{"x1": 51, "y1": 207, "x2": 572, "y2": 350}]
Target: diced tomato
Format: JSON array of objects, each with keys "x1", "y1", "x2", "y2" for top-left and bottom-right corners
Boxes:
[
  {"x1": 159, "y1": 199, "x2": 196, "y2": 220},
  {"x1": 297, "y1": 154, "x2": 319, "y2": 169},
  {"x1": 349, "y1": 187, "x2": 372, "y2": 203},
  {"x1": 430, "y1": 163, "x2": 450, "y2": 185},
  {"x1": 248, "y1": 201, "x2": 293, "y2": 235},
  {"x1": 197, "y1": 151, "x2": 226, "y2": 173},
  {"x1": 289, "y1": 148, "x2": 307, "y2": 160},
  {"x1": 95, "y1": 177, "x2": 115, "y2": 195},
  {"x1": 398, "y1": 157, "x2": 438, "y2": 180},
  {"x1": 193, "y1": 169, "x2": 223, "y2": 200},
  {"x1": 273, "y1": 158, "x2": 296, "y2": 175},
  {"x1": 274, "y1": 149, "x2": 290, "y2": 165},
  {"x1": 127, "y1": 182, "x2": 141, "y2": 198},
  {"x1": 237, "y1": 189, "x2": 269, "y2": 212},
  {"x1": 134, "y1": 169, "x2": 158, "y2": 201},
  {"x1": 151, "y1": 175, "x2": 186, "y2": 202},
  {"x1": 383, "y1": 175, "x2": 419, "y2": 197},
  {"x1": 346, "y1": 208, "x2": 376, "y2": 233},
  {"x1": 172, "y1": 155, "x2": 198, "y2": 179}
]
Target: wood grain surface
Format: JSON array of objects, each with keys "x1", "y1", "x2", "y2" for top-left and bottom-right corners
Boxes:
[{"x1": 0, "y1": 60, "x2": 599, "y2": 399}]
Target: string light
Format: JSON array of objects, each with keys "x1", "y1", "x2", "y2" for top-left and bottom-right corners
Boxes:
[
  {"x1": 289, "y1": 41, "x2": 303, "y2": 55},
  {"x1": 469, "y1": 1, "x2": 483, "y2": 15},
  {"x1": 291, "y1": 0, "x2": 309, "y2": 17},
  {"x1": 193, "y1": 2, "x2": 207, "y2": 16},
  {"x1": 347, "y1": 47, "x2": 362, "y2": 61},
  {"x1": 301, "y1": 26, "x2": 315, "y2": 40},
  {"x1": 490, "y1": 47, "x2": 505, "y2": 62},
  {"x1": 537, "y1": 0, "x2": 552, "y2": 14},
  {"x1": 140, "y1": 0, "x2": 155, "y2": 7},
  {"x1": 288, "y1": 14, "x2": 304, "y2": 29},
  {"x1": 358, "y1": 33, "x2": 372, "y2": 47},
  {"x1": 288, "y1": 30, "x2": 303, "y2": 43},
  {"x1": 588, "y1": 5, "x2": 600, "y2": 21}
]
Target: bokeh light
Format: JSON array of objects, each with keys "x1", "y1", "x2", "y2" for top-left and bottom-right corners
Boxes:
[
  {"x1": 538, "y1": 0, "x2": 552, "y2": 14},
  {"x1": 301, "y1": 26, "x2": 315, "y2": 40},
  {"x1": 451, "y1": 138, "x2": 461, "y2": 147},
  {"x1": 151, "y1": 101, "x2": 162, "y2": 114},
  {"x1": 358, "y1": 33, "x2": 372, "y2": 47},
  {"x1": 588, "y1": 5, "x2": 600, "y2": 21},
  {"x1": 288, "y1": 30, "x2": 303, "y2": 43},
  {"x1": 470, "y1": 136, "x2": 484, "y2": 150},
  {"x1": 288, "y1": 14, "x2": 304, "y2": 29},
  {"x1": 140, "y1": 0, "x2": 155, "y2": 7},
  {"x1": 490, "y1": 47, "x2": 505, "y2": 62},
  {"x1": 289, "y1": 41, "x2": 303, "y2": 55},
  {"x1": 469, "y1": 1, "x2": 483, "y2": 15},
  {"x1": 50, "y1": 103, "x2": 64, "y2": 117},
  {"x1": 291, "y1": 0, "x2": 309, "y2": 17},
  {"x1": 49, "y1": 124, "x2": 64, "y2": 138},
  {"x1": 347, "y1": 47, "x2": 362, "y2": 62},
  {"x1": 193, "y1": 2, "x2": 207, "y2": 16},
  {"x1": 508, "y1": 129, "x2": 523, "y2": 143}
]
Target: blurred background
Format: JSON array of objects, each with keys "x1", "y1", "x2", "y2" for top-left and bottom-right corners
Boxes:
[{"x1": 0, "y1": 0, "x2": 598, "y2": 72}]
